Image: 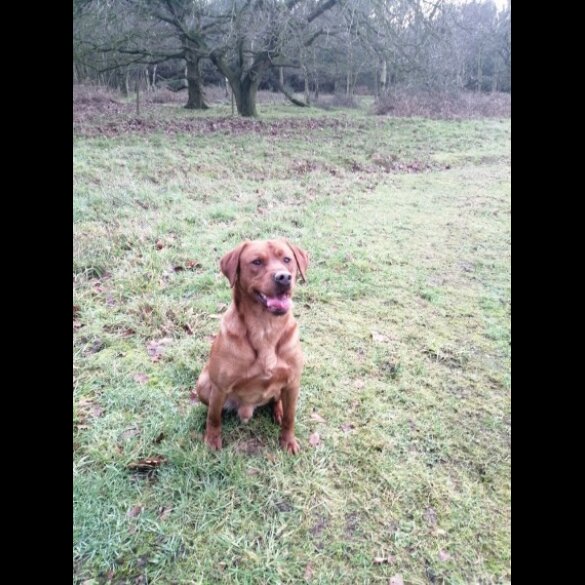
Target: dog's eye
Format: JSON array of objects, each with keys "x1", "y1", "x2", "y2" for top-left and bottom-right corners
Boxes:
[
  {"x1": 283, "y1": 257, "x2": 291, "y2": 263},
  {"x1": 251, "y1": 259, "x2": 263, "y2": 266}
]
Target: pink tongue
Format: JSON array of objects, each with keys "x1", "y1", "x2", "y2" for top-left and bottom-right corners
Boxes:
[{"x1": 266, "y1": 296, "x2": 291, "y2": 312}]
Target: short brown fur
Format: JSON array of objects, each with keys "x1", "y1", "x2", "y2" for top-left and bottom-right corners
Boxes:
[{"x1": 195, "y1": 239, "x2": 309, "y2": 453}]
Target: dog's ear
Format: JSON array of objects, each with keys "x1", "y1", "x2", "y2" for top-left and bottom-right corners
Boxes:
[
  {"x1": 286, "y1": 241, "x2": 309, "y2": 283},
  {"x1": 220, "y1": 241, "x2": 249, "y2": 288}
]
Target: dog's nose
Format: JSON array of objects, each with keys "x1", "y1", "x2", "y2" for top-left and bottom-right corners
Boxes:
[{"x1": 273, "y1": 271, "x2": 292, "y2": 287}]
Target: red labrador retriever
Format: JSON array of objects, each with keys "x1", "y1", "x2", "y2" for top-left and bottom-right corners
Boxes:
[{"x1": 195, "y1": 239, "x2": 309, "y2": 454}]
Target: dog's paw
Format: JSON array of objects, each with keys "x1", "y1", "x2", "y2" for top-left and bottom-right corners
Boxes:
[
  {"x1": 280, "y1": 434, "x2": 300, "y2": 455},
  {"x1": 204, "y1": 432, "x2": 222, "y2": 451}
]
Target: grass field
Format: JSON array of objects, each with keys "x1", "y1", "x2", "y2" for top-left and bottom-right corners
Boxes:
[{"x1": 73, "y1": 100, "x2": 511, "y2": 584}]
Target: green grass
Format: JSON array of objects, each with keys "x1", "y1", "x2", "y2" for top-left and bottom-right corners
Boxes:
[{"x1": 73, "y1": 105, "x2": 511, "y2": 585}]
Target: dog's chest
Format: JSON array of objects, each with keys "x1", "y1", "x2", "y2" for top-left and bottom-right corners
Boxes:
[{"x1": 232, "y1": 350, "x2": 291, "y2": 404}]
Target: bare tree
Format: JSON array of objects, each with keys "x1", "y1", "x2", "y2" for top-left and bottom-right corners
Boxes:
[
  {"x1": 74, "y1": 0, "x2": 218, "y2": 109},
  {"x1": 74, "y1": 0, "x2": 511, "y2": 117},
  {"x1": 209, "y1": 0, "x2": 339, "y2": 116}
]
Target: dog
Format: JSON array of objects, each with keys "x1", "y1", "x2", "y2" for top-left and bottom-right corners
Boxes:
[{"x1": 195, "y1": 239, "x2": 309, "y2": 454}]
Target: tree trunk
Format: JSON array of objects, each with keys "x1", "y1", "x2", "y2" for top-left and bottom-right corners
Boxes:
[
  {"x1": 233, "y1": 78, "x2": 259, "y2": 117},
  {"x1": 311, "y1": 48, "x2": 319, "y2": 102},
  {"x1": 379, "y1": 59, "x2": 387, "y2": 97},
  {"x1": 185, "y1": 53, "x2": 209, "y2": 110},
  {"x1": 346, "y1": 43, "x2": 353, "y2": 100},
  {"x1": 210, "y1": 49, "x2": 265, "y2": 117},
  {"x1": 476, "y1": 50, "x2": 482, "y2": 92},
  {"x1": 119, "y1": 70, "x2": 128, "y2": 97},
  {"x1": 346, "y1": 69, "x2": 351, "y2": 99}
]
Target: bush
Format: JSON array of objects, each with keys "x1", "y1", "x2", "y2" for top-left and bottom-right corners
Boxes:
[{"x1": 373, "y1": 89, "x2": 511, "y2": 119}]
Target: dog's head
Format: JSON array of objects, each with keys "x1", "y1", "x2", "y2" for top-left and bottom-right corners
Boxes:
[{"x1": 220, "y1": 239, "x2": 309, "y2": 316}]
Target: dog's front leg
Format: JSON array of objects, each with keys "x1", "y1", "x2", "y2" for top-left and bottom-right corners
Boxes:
[
  {"x1": 204, "y1": 385, "x2": 226, "y2": 450},
  {"x1": 279, "y1": 385, "x2": 300, "y2": 454}
]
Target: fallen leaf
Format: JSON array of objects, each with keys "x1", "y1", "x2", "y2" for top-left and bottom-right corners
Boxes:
[
  {"x1": 128, "y1": 456, "x2": 166, "y2": 471},
  {"x1": 439, "y1": 550, "x2": 451, "y2": 561},
  {"x1": 310, "y1": 412, "x2": 326, "y2": 423},
  {"x1": 73, "y1": 305, "x2": 80, "y2": 318},
  {"x1": 147, "y1": 338, "x2": 173, "y2": 361},
  {"x1": 372, "y1": 332, "x2": 389, "y2": 343},
  {"x1": 134, "y1": 373, "x2": 150, "y2": 384},
  {"x1": 424, "y1": 507, "x2": 437, "y2": 526},
  {"x1": 155, "y1": 239, "x2": 164, "y2": 250},
  {"x1": 340, "y1": 422, "x2": 355, "y2": 433},
  {"x1": 120, "y1": 427, "x2": 140, "y2": 441},
  {"x1": 154, "y1": 432, "x2": 165, "y2": 444},
  {"x1": 127, "y1": 505, "x2": 143, "y2": 518},
  {"x1": 389, "y1": 575, "x2": 404, "y2": 585},
  {"x1": 276, "y1": 500, "x2": 294, "y2": 512},
  {"x1": 76, "y1": 397, "x2": 104, "y2": 420},
  {"x1": 89, "y1": 404, "x2": 104, "y2": 418},
  {"x1": 173, "y1": 265, "x2": 184, "y2": 272},
  {"x1": 183, "y1": 323, "x2": 194, "y2": 335},
  {"x1": 374, "y1": 555, "x2": 395, "y2": 565},
  {"x1": 309, "y1": 432, "x2": 321, "y2": 447},
  {"x1": 85, "y1": 339, "x2": 105, "y2": 354},
  {"x1": 186, "y1": 260, "x2": 202, "y2": 270},
  {"x1": 304, "y1": 562, "x2": 314, "y2": 581},
  {"x1": 158, "y1": 506, "x2": 172, "y2": 521}
]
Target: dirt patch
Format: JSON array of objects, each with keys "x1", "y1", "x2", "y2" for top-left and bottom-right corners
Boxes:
[
  {"x1": 74, "y1": 110, "x2": 354, "y2": 139},
  {"x1": 234, "y1": 437, "x2": 265, "y2": 455},
  {"x1": 423, "y1": 346, "x2": 469, "y2": 369},
  {"x1": 310, "y1": 514, "x2": 329, "y2": 538},
  {"x1": 344, "y1": 512, "x2": 361, "y2": 537}
]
